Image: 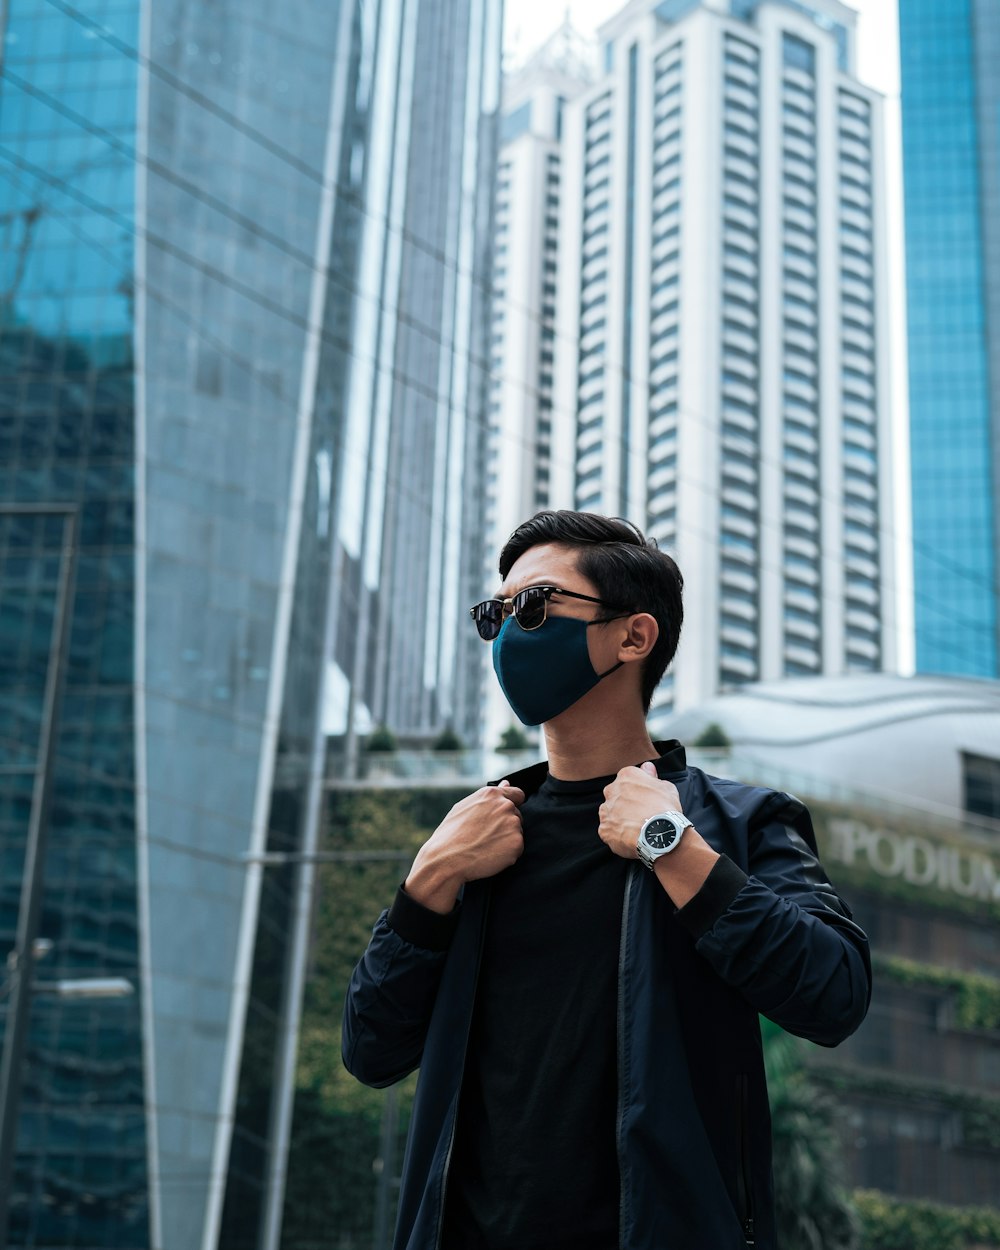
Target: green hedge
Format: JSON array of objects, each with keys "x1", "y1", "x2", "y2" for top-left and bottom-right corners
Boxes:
[
  {"x1": 855, "y1": 1190, "x2": 1000, "y2": 1249},
  {"x1": 873, "y1": 954, "x2": 1000, "y2": 1033},
  {"x1": 810, "y1": 1066, "x2": 1000, "y2": 1152},
  {"x1": 825, "y1": 859, "x2": 1000, "y2": 924},
  {"x1": 282, "y1": 787, "x2": 464, "y2": 1248}
]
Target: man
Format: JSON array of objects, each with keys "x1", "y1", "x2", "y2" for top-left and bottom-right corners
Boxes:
[{"x1": 343, "y1": 510, "x2": 871, "y2": 1250}]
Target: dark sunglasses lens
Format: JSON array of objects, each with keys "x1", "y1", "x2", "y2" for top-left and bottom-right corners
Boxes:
[
  {"x1": 514, "y1": 588, "x2": 547, "y2": 630},
  {"x1": 473, "y1": 601, "x2": 503, "y2": 640}
]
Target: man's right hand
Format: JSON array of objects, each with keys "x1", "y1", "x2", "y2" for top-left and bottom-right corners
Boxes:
[{"x1": 403, "y1": 780, "x2": 526, "y2": 914}]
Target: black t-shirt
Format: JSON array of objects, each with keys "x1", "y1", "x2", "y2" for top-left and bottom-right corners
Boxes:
[{"x1": 442, "y1": 769, "x2": 629, "y2": 1250}]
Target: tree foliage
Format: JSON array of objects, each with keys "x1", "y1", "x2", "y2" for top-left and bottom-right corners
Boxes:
[
  {"x1": 431, "y1": 725, "x2": 464, "y2": 751},
  {"x1": 281, "y1": 786, "x2": 1000, "y2": 1248},
  {"x1": 281, "y1": 786, "x2": 463, "y2": 1249},
  {"x1": 365, "y1": 724, "x2": 397, "y2": 753},
  {"x1": 810, "y1": 1064, "x2": 1000, "y2": 1152},
  {"x1": 854, "y1": 1190, "x2": 1000, "y2": 1250},
  {"x1": 691, "y1": 720, "x2": 731, "y2": 749},
  {"x1": 761, "y1": 1019, "x2": 860, "y2": 1250},
  {"x1": 873, "y1": 953, "x2": 1000, "y2": 1032},
  {"x1": 497, "y1": 725, "x2": 531, "y2": 752}
]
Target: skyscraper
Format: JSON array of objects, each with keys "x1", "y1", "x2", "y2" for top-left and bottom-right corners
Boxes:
[
  {"x1": 484, "y1": 0, "x2": 899, "y2": 734},
  {"x1": 898, "y1": 0, "x2": 999, "y2": 678},
  {"x1": 482, "y1": 24, "x2": 594, "y2": 750},
  {"x1": 0, "y1": 1, "x2": 499, "y2": 1247},
  {"x1": 325, "y1": 0, "x2": 501, "y2": 762}
]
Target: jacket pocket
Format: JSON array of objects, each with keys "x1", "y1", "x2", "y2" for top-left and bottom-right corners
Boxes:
[{"x1": 736, "y1": 1074, "x2": 756, "y2": 1246}]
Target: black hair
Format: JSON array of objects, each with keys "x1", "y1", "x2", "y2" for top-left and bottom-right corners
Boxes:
[{"x1": 498, "y1": 510, "x2": 683, "y2": 712}]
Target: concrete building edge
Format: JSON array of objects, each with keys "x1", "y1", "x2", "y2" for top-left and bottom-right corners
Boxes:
[
  {"x1": 198, "y1": 7, "x2": 354, "y2": 1244},
  {"x1": 132, "y1": 0, "x2": 162, "y2": 1242},
  {"x1": 253, "y1": 4, "x2": 362, "y2": 1248}
]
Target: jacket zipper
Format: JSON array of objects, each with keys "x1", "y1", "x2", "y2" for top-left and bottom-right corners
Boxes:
[
  {"x1": 736, "y1": 1073, "x2": 755, "y2": 1246},
  {"x1": 615, "y1": 863, "x2": 638, "y2": 1250}
]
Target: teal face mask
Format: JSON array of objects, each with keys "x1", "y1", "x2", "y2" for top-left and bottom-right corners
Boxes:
[{"x1": 492, "y1": 614, "x2": 624, "y2": 726}]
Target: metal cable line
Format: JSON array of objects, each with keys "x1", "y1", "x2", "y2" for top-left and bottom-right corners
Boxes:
[
  {"x1": 3, "y1": 134, "x2": 989, "y2": 637},
  {"x1": 0, "y1": 195, "x2": 985, "y2": 680},
  {"x1": 0, "y1": 153, "x2": 996, "y2": 666},
  {"x1": 20, "y1": 0, "x2": 1000, "y2": 601}
]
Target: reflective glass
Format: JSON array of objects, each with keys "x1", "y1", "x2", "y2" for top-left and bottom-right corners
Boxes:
[
  {"x1": 0, "y1": 0, "x2": 146, "y2": 1240},
  {"x1": 900, "y1": 0, "x2": 998, "y2": 677}
]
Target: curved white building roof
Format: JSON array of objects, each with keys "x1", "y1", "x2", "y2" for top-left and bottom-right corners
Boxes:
[{"x1": 652, "y1": 674, "x2": 1000, "y2": 817}]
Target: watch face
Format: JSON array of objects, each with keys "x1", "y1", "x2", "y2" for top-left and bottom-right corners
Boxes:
[{"x1": 644, "y1": 818, "x2": 679, "y2": 851}]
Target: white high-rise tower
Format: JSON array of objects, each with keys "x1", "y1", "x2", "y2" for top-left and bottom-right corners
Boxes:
[
  {"x1": 481, "y1": 25, "x2": 594, "y2": 750},
  {"x1": 513, "y1": 0, "x2": 896, "y2": 724}
]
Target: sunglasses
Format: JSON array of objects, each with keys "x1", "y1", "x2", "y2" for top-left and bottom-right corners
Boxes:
[{"x1": 469, "y1": 585, "x2": 625, "y2": 641}]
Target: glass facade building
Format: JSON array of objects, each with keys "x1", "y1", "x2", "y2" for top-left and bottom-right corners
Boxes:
[
  {"x1": 899, "y1": 0, "x2": 999, "y2": 679},
  {"x1": 1, "y1": 5, "x2": 145, "y2": 1243},
  {"x1": 0, "y1": 0, "x2": 500, "y2": 1247}
]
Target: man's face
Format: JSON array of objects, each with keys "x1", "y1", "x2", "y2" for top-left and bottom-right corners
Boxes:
[{"x1": 496, "y1": 542, "x2": 625, "y2": 679}]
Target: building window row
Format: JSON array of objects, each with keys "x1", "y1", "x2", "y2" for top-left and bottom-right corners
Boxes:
[
  {"x1": 648, "y1": 470, "x2": 678, "y2": 503},
  {"x1": 724, "y1": 33, "x2": 757, "y2": 64},
  {"x1": 584, "y1": 150, "x2": 611, "y2": 180},
  {"x1": 841, "y1": 232, "x2": 873, "y2": 263},
  {"x1": 654, "y1": 104, "x2": 683, "y2": 139},
  {"x1": 581, "y1": 290, "x2": 607, "y2": 318},
  {"x1": 648, "y1": 48, "x2": 686, "y2": 532},
  {"x1": 585, "y1": 119, "x2": 612, "y2": 151},
  {"x1": 724, "y1": 152, "x2": 758, "y2": 187},
  {"x1": 647, "y1": 504, "x2": 676, "y2": 535},
  {"x1": 577, "y1": 456, "x2": 603, "y2": 484},
  {"x1": 839, "y1": 145, "x2": 871, "y2": 179},
  {"x1": 581, "y1": 256, "x2": 609, "y2": 290},
  {"x1": 581, "y1": 311, "x2": 607, "y2": 339},
  {"x1": 718, "y1": 35, "x2": 761, "y2": 691},
  {"x1": 655, "y1": 45, "x2": 683, "y2": 78},
  {"x1": 577, "y1": 131, "x2": 609, "y2": 466},
  {"x1": 585, "y1": 176, "x2": 611, "y2": 208},
  {"x1": 783, "y1": 84, "x2": 814, "y2": 121},
  {"x1": 586, "y1": 97, "x2": 613, "y2": 129},
  {"x1": 645, "y1": 45, "x2": 685, "y2": 547},
  {"x1": 724, "y1": 61, "x2": 758, "y2": 92},
  {"x1": 838, "y1": 161, "x2": 880, "y2": 674},
  {"x1": 783, "y1": 108, "x2": 816, "y2": 141},
  {"x1": 839, "y1": 136, "x2": 871, "y2": 168},
  {"x1": 779, "y1": 58, "x2": 821, "y2": 668}
]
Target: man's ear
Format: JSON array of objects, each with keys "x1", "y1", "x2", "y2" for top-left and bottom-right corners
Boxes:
[{"x1": 618, "y1": 612, "x2": 659, "y2": 664}]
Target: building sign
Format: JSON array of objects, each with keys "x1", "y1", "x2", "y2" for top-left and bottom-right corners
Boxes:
[{"x1": 825, "y1": 818, "x2": 1000, "y2": 903}]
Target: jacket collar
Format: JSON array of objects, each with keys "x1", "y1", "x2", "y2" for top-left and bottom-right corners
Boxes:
[{"x1": 490, "y1": 739, "x2": 687, "y2": 798}]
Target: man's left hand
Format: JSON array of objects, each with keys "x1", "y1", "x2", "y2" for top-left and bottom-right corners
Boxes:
[
  {"x1": 598, "y1": 761, "x2": 680, "y2": 860},
  {"x1": 599, "y1": 762, "x2": 721, "y2": 907}
]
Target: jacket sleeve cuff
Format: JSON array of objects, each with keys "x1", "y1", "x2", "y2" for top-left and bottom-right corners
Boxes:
[
  {"x1": 387, "y1": 884, "x2": 460, "y2": 952},
  {"x1": 675, "y1": 855, "x2": 748, "y2": 940}
]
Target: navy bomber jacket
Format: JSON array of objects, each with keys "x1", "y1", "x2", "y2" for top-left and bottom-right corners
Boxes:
[{"x1": 342, "y1": 742, "x2": 872, "y2": 1250}]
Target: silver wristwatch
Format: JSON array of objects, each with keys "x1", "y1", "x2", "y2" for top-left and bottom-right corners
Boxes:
[{"x1": 637, "y1": 810, "x2": 692, "y2": 869}]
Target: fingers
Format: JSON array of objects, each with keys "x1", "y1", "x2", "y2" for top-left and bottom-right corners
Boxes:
[
  {"x1": 606, "y1": 761, "x2": 659, "y2": 794},
  {"x1": 496, "y1": 780, "x2": 527, "y2": 806}
]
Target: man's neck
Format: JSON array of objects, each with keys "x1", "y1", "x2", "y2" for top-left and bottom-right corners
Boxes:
[{"x1": 542, "y1": 712, "x2": 658, "y2": 782}]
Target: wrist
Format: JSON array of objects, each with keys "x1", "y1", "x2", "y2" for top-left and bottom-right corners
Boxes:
[
  {"x1": 405, "y1": 846, "x2": 464, "y2": 915},
  {"x1": 651, "y1": 829, "x2": 720, "y2": 909}
]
